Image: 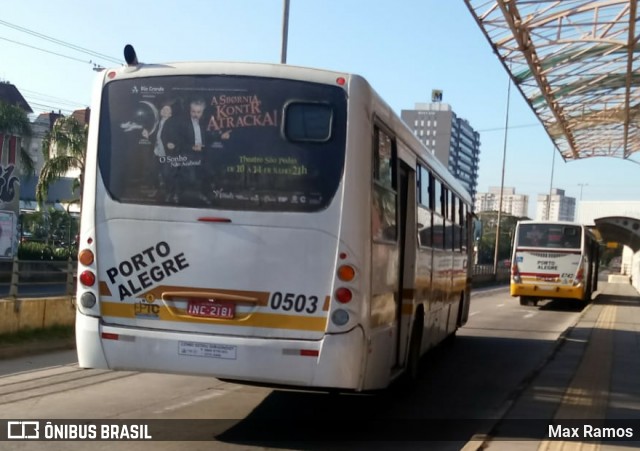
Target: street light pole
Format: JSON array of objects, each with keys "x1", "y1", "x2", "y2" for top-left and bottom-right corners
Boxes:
[
  {"x1": 578, "y1": 183, "x2": 588, "y2": 201},
  {"x1": 546, "y1": 147, "x2": 557, "y2": 220},
  {"x1": 493, "y1": 73, "x2": 512, "y2": 276},
  {"x1": 280, "y1": 0, "x2": 290, "y2": 64},
  {"x1": 577, "y1": 182, "x2": 588, "y2": 222}
]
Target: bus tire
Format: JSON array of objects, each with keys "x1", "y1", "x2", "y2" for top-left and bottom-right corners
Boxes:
[
  {"x1": 445, "y1": 294, "x2": 465, "y2": 347},
  {"x1": 519, "y1": 296, "x2": 531, "y2": 306}
]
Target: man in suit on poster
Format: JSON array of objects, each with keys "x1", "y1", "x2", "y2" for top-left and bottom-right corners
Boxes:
[{"x1": 175, "y1": 98, "x2": 212, "y2": 203}]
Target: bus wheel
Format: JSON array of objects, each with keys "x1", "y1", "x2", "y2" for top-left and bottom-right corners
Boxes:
[
  {"x1": 519, "y1": 296, "x2": 531, "y2": 306},
  {"x1": 444, "y1": 294, "x2": 465, "y2": 347}
]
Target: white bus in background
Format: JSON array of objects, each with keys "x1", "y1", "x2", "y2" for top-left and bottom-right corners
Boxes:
[
  {"x1": 75, "y1": 47, "x2": 473, "y2": 391},
  {"x1": 510, "y1": 220, "x2": 600, "y2": 307}
]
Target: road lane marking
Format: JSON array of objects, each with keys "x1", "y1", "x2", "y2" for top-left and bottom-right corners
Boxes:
[{"x1": 153, "y1": 385, "x2": 242, "y2": 413}]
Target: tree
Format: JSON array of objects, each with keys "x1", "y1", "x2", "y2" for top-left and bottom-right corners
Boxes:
[
  {"x1": 0, "y1": 101, "x2": 35, "y2": 176},
  {"x1": 476, "y1": 211, "x2": 522, "y2": 264},
  {"x1": 37, "y1": 115, "x2": 88, "y2": 207}
]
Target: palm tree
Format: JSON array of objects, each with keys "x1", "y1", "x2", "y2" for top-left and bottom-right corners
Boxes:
[
  {"x1": 0, "y1": 101, "x2": 35, "y2": 176},
  {"x1": 37, "y1": 115, "x2": 88, "y2": 207}
]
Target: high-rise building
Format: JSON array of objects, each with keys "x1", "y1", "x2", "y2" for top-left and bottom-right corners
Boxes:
[
  {"x1": 401, "y1": 102, "x2": 480, "y2": 203},
  {"x1": 536, "y1": 188, "x2": 576, "y2": 221},
  {"x1": 475, "y1": 186, "x2": 529, "y2": 217}
]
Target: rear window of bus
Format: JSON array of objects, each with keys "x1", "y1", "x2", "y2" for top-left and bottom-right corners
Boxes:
[
  {"x1": 517, "y1": 224, "x2": 581, "y2": 249},
  {"x1": 97, "y1": 75, "x2": 347, "y2": 212}
]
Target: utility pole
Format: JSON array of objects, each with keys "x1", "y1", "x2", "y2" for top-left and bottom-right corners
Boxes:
[
  {"x1": 493, "y1": 74, "x2": 511, "y2": 275},
  {"x1": 280, "y1": 0, "x2": 290, "y2": 64},
  {"x1": 546, "y1": 147, "x2": 556, "y2": 220},
  {"x1": 578, "y1": 183, "x2": 588, "y2": 201}
]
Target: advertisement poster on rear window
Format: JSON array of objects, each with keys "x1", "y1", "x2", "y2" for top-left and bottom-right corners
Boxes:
[{"x1": 98, "y1": 75, "x2": 347, "y2": 212}]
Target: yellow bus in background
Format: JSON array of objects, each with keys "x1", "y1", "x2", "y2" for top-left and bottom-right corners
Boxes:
[{"x1": 510, "y1": 221, "x2": 599, "y2": 307}]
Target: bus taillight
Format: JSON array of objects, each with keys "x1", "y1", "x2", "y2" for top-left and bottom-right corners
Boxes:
[
  {"x1": 335, "y1": 287, "x2": 352, "y2": 303},
  {"x1": 511, "y1": 262, "x2": 521, "y2": 283},
  {"x1": 79, "y1": 270, "x2": 96, "y2": 287},
  {"x1": 79, "y1": 249, "x2": 94, "y2": 266},
  {"x1": 337, "y1": 265, "x2": 356, "y2": 281},
  {"x1": 574, "y1": 266, "x2": 584, "y2": 286}
]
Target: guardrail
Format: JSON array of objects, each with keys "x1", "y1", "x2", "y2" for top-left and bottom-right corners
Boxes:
[
  {"x1": 0, "y1": 259, "x2": 509, "y2": 299},
  {"x1": 472, "y1": 264, "x2": 511, "y2": 286},
  {"x1": 0, "y1": 259, "x2": 77, "y2": 298}
]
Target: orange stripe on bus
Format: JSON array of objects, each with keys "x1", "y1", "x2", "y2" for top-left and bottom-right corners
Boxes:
[
  {"x1": 99, "y1": 281, "x2": 112, "y2": 296},
  {"x1": 401, "y1": 303, "x2": 414, "y2": 315},
  {"x1": 117, "y1": 285, "x2": 271, "y2": 306},
  {"x1": 100, "y1": 302, "x2": 327, "y2": 332}
]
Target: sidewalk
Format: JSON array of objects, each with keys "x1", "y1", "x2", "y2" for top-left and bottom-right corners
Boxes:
[{"x1": 467, "y1": 281, "x2": 640, "y2": 450}]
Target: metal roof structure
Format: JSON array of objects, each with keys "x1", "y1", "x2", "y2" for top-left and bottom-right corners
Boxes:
[{"x1": 464, "y1": 0, "x2": 639, "y2": 162}]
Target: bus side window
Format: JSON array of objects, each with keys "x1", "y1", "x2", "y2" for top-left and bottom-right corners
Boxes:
[
  {"x1": 452, "y1": 195, "x2": 460, "y2": 250},
  {"x1": 460, "y1": 202, "x2": 467, "y2": 251},
  {"x1": 374, "y1": 128, "x2": 394, "y2": 189},
  {"x1": 428, "y1": 172, "x2": 435, "y2": 211},
  {"x1": 417, "y1": 205, "x2": 431, "y2": 247},
  {"x1": 372, "y1": 127, "x2": 396, "y2": 242},
  {"x1": 434, "y1": 179, "x2": 442, "y2": 215}
]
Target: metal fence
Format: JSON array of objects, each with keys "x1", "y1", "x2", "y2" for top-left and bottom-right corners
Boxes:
[
  {"x1": 0, "y1": 260, "x2": 509, "y2": 299},
  {"x1": 0, "y1": 259, "x2": 76, "y2": 298}
]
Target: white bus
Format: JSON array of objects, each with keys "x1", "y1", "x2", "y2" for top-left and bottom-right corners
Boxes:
[
  {"x1": 75, "y1": 49, "x2": 473, "y2": 391},
  {"x1": 510, "y1": 221, "x2": 600, "y2": 307}
]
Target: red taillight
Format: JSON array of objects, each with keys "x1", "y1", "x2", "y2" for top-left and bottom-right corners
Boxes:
[
  {"x1": 300, "y1": 349, "x2": 319, "y2": 357},
  {"x1": 335, "y1": 287, "x2": 352, "y2": 303},
  {"x1": 79, "y1": 270, "x2": 96, "y2": 286},
  {"x1": 575, "y1": 266, "x2": 584, "y2": 282},
  {"x1": 336, "y1": 77, "x2": 346, "y2": 86},
  {"x1": 511, "y1": 263, "x2": 519, "y2": 276},
  {"x1": 101, "y1": 332, "x2": 118, "y2": 340}
]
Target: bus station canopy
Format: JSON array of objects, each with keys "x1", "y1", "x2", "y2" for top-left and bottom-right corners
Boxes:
[
  {"x1": 594, "y1": 216, "x2": 640, "y2": 251},
  {"x1": 464, "y1": 0, "x2": 639, "y2": 162}
]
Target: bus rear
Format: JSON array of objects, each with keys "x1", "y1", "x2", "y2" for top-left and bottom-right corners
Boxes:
[
  {"x1": 510, "y1": 222, "x2": 590, "y2": 306},
  {"x1": 75, "y1": 63, "x2": 368, "y2": 389}
]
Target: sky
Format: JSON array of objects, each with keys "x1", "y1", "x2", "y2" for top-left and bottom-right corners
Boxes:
[{"x1": 2, "y1": 0, "x2": 639, "y2": 218}]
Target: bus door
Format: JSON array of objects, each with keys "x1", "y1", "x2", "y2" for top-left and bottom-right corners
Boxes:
[{"x1": 394, "y1": 161, "x2": 415, "y2": 367}]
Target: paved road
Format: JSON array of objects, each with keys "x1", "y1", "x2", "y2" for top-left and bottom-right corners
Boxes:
[{"x1": 0, "y1": 286, "x2": 588, "y2": 450}]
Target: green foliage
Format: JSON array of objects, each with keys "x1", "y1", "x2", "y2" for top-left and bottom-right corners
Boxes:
[
  {"x1": 0, "y1": 101, "x2": 31, "y2": 136},
  {"x1": 19, "y1": 208, "x2": 79, "y2": 251},
  {"x1": 17, "y1": 240, "x2": 77, "y2": 261},
  {"x1": 38, "y1": 115, "x2": 87, "y2": 206},
  {"x1": 0, "y1": 101, "x2": 35, "y2": 176},
  {"x1": 475, "y1": 211, "x2": 523, "y2": 264}
]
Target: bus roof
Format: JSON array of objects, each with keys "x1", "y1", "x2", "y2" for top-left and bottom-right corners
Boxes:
[{"x1": 99, "y1": 60, "x2": 473, "y2": 206}]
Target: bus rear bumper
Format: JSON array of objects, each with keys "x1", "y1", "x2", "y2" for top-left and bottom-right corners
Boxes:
[
  {"x1": 75, "y1": 312, "x2": 365, "y2": 390},
  {"x1": 510, "y1": 283, "x2": 584, "y2": 300}
]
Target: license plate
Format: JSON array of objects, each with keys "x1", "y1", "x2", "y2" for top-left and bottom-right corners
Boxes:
[{"x1": 186, "y1": 299, "x2": 235, "y2": 319}]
